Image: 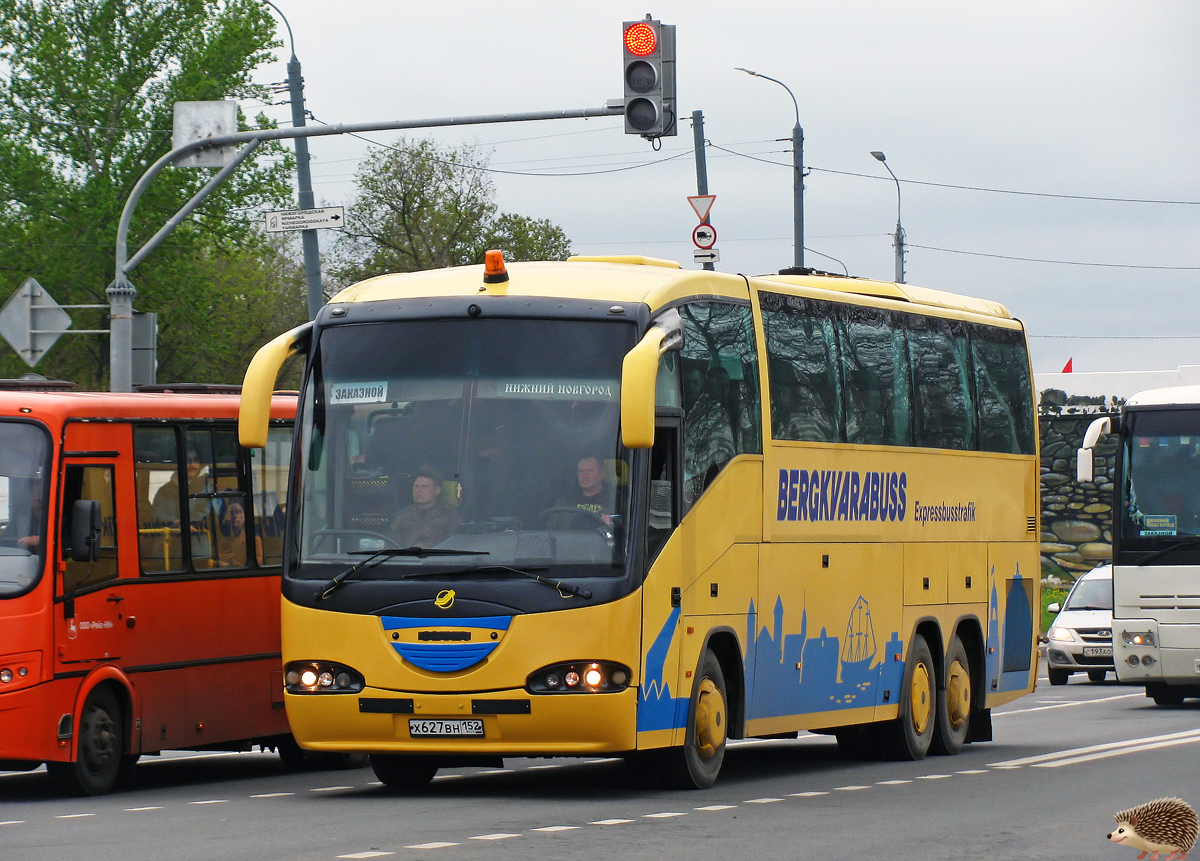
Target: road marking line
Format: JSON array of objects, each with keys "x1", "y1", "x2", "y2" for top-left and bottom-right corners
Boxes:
[
  {"x1": 1036, "y1": 736, "x2": 1200, "y2": 768},
  {"x1": 696, "y1": 805, "x2": 736, "y2": 811},
  {"x1": 528, "y1": 765, "x2": 560, "y2": 770},
  {"x1": 470, "y1": 833, "x2": 521, "y2": 840},
  {"x1": 917, "y1": 774, "x2": 951, "y2": 780},
  {"x1": 789, "y1": 791, "x2": 828, "y2": 797},
  {"x1": 311, "y1": 786, "x2": 354, "y2": 792},
  {"x1": 746, "y1": 797, "x2": 783, "y2": 803},
  {"x1": 189, "y1": 799, "x2": 228, "y2": 805},
  {"x1": 644, "y1": 812, "x2": 687, "y2": 818},
  {"x1": 405, "y1": 843, "x2": 459, "y2": 850},
  {"x1": 431, "y1": 774, "x2": 463, "y2": 781},
  {"x1": 252, "y1": 792, "x2": 294, "y2": 798},
  {"x1": 590, "y1": 818, "x2": 634, "y2": 825},
  {"x1": 993, "y1": 765, "x2": 1021, "y2": 769},
  {"x1": 990, "y1": 728, "x2": 1200, "y2": 767},
  {"x1": 956, "y1": 770, "x2": 988, "y2": 774},
  {"x1": 1, "y1": 820, "x2": 25, "y2": 825},
  {"x1": 480, "y1": 769, "x2": 512, "y2": 775},
  {"x1": 877, "y1": 780, "x2": 911, "y2": 785},
  {"x1": 994, "y1": 693, "x2": 1141, "y2": 716},
  {"x1": 835, "y1": 785, "x2": 870, "y2": 791},
  {"x1": 338, "y1": 852, "x2": 394, "y2": 859},
  {"x1": 125, "y1": 806, "x2": 162, "y2": 811},
  {"x1": 532, "y1": 825, "x2": 579, "y2": 832},
  {"x1": 56, "y1": 813, "x2": 95, "y2": 819}
]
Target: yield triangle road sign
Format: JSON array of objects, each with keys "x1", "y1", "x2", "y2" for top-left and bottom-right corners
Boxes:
[{"x1": 687, "y1": 195, "x2": 716, "y2": 222}]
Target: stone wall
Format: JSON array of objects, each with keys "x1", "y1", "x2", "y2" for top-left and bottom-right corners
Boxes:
[{"x1": 1038, "y1": 397, "x2": 1119, "y2": 583}]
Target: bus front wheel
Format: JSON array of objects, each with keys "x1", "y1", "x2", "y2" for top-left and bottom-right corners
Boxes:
[
  {"x1": 370, "y1": 754, "x2": 439, "y2": 790},
  {"x1": 666, "y1": 649, "x2": 728, "y2": 789},
  {"x1": 881, "y1": 633, "x2": 936, "y2": 761},
  {"x1": 931, "y1": 634, "x2": 971, "y2": 756},
  {"x1": 47, "y1": 687, "x2": 126, "y2": 796}
]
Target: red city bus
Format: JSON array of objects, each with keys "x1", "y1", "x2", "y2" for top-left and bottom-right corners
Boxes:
[{"x1": 0, "y1": 390, "x2": 297, "y2": 795}]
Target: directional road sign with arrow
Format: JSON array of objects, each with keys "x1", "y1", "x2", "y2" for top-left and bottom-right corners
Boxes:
[{"x1": 264, "y1": 206, "x2": 346, "y2": 233}]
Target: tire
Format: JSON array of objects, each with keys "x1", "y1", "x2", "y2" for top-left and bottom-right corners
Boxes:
[
  {"x1": 370, "y1": 754, "x2": 439, "y2": 790},
  {"x1": 665, "y1": 649, "x2": 728, "y2": 789},
  {"x1": 879, "y1": 633, "x2": 936, "y2": 761},
  {"x1": 1149, "y1": 685, "x2": 1186, "y2": 706},
  {"x1": 47, "y1": 687, "x2": 125, "y2": 796},
  {"x1": 1048, "y1": 668, "x2": 1070, "y2": 686},
  {"x1": 931, "y1": 634, "x2": 972, "y2": 756},
  {"x1": 1087, "y1": 670, "x2": 1107, "y2": 683}
]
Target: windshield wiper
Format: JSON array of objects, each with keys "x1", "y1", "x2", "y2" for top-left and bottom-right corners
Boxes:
[
  {"x1": 316, "y1": 546, "x2": 489, "y2": 600},
  {"x1": 1135, "y1": 538, "x2": 1200, "y2": 567},
  {"x1": 397, "y1": 564, "x2": 593, "y2": 599}
]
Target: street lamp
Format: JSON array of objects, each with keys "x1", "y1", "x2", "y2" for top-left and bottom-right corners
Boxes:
[
  {"x1": 870, "y1": 151, "x2": 906, "y2": 284},
  {"x1": 264, "y1": 0, "x2": 324, "y2": 318},
  {"x1": 736, "y1": 67, "x2": 804, "y2": 271}
]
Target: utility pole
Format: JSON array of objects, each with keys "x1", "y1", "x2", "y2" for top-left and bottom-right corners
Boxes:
[
  {"x1": 691, "y1": 110, "x2": 714, "y2": 272},
  {"x1": 871, "y1": 151, "x2": 905, "y2": 283},
  {"x1": 266, "y1": 1, "x2": 324, "y2": 319}
]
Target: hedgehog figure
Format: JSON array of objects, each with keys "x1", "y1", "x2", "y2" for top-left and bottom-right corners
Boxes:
[{"x1": 1108, "y1": 798, "x2": 1199, "y2": 861}]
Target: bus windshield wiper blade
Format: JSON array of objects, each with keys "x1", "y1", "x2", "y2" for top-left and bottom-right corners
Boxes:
[
  {"x1": 397, "y1": 564, "x2": 593, "y2": 598},
  {"x1": 316, "y1": 546, "x2": 490, "y2": 600},
  {"x1": 1135, "y1": 539, "x2": 1200, "y2": 566}
]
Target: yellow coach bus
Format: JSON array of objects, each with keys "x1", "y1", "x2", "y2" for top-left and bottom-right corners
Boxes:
[{"x1": 239, "y1": 254, "x2": 1040, "y2": 789}]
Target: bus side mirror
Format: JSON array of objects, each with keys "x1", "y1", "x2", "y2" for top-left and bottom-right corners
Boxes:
[
  {"x1": 240, "y1": 321, "x2": 312, "y2": 448},
  {"x1": 1076, "y1": 416, "x2": 1112, "y2": 483},
  {"x1": 69, "y1": 499, "x2": 102, "y2": 563},
  {"x1": 621, "y1": 310, "x2": 683, "y2": 450}
]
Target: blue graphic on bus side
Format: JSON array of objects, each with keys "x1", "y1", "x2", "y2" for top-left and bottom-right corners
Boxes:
[
  {"x1": 638, "y1": 605, "x2": 690, "y2": 732},
  {"x1": 777, "y1": 468, "x2": 907, "y2": 523}
]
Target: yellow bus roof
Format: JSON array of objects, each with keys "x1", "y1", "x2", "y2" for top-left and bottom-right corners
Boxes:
[{"x1": 329, "y1": 257, "x2": 1015, "y2": 324}]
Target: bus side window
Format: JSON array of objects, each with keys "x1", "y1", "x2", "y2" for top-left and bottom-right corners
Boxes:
[
  {"x1": 647, "y1": 423, "x2": 679, "y2": 563},
  {"x1": 251, "y1": 426, "x2": 293, "y2": 566},
  {"x1": 62, "y1": 465, "x2": 118, "y2": 592},
  {"x1": 759, "y1": 291, "x2": 843, "y2": 444},
  {"x1": 907, "y1": 314, "x2": 975, "y2": 451},
  {"x1": 840, "y1": 305, "x2": 912, "y2": 447},
  {"x1": 135, "y1": 427, "x2": 184, "y2": 574},
  {"x1": 970, "y1": 325, "x2": 1035, "y2": 455}
]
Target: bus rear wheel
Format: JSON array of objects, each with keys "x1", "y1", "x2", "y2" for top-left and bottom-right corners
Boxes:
[
  {"x1": 880, "y1": 633, "x2": 936, "y2": 761},
  {"x1": 47, "y1": 687, "x2": 125, "y2": 796},
  {"x1": 931, "y1": 634, "x2": 971, "y2": 756},
  {"x1": 666, "y1": 649, "x2": 728, "y2": 789},
  {"x1": 370, "y1": 754, "x2": 439, "y2": 790}
]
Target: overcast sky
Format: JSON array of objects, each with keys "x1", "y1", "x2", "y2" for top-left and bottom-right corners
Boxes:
[{"x1": 250, "y1": 1, "x2": 1200, "y2": 375}]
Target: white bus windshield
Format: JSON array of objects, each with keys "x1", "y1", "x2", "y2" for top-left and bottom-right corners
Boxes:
[
  {"x1": 1121, "y1": 409, "x2": 1200, "y2": 543},
  {"x1": 295, "y1": 318, "x2": 636, "y2": 578}
]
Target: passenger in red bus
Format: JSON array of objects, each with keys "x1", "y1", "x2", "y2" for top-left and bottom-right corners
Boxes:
[
  {"x1": 151, "y1": 448, "x2": 210, "y2": 525},
  {"x1": 548, "y1": 454, "x2": 616, "y2": 528},
  {"x1": 15, "y1": 482, "x2": 43, "y2": 551},
  {"x1": 216, "y1": 499, "x2": 263, "y2": 567},
  {"x1": 390, "y1": 466, "x2": 461, "y2": 548}
]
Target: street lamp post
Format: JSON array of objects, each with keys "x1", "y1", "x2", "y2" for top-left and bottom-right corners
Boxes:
[
  {"x1": 264, "y1": 0, "x2": 324, "y2": 319},
  {"x1": 870, "y1": 151, "x2": 906, "y2": 284},
  {"x1": 736, "y1": 68, "x2": 803, "y2": 271}
]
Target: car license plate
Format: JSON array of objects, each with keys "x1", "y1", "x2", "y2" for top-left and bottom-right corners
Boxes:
[
  {"x1": 1083, "y1": 647, "x2": 1112, "y2": 658},
  {"x1": 408, "y1": 719, "x2": 485, "y2": 737}
]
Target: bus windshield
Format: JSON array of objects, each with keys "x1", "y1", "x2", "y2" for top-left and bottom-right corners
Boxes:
[
  {"x1": 295, "y1": 317, "x2": 637, "y2": 579},
  {"x1": 1121, "y1": 409, "x2": 1200, "y2": 544},
  {"x1": 0, "y1": 421, "x2": 50, "y2": 597}
]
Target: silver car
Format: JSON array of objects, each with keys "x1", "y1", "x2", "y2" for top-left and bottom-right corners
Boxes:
[{"x1": 1045, "y1": 565, "x2": 1114, "y2": 685}]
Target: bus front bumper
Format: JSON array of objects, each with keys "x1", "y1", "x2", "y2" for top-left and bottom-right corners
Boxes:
[{"x1": 286, "y1": 686, "x2": 639, "y2": 756}]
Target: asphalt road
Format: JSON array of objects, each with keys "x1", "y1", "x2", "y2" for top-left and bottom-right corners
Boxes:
[{"x1": 3, "y1": 669, "x2": 1198, "y2": 861}]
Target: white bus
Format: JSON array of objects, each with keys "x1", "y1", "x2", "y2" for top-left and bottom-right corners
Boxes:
[{"x1": 1078, "y1": 385, "x2": 1200, "y2": 704}]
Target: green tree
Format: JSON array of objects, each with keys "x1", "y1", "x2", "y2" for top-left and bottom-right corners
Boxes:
[
  {"x1": 0, "y1": 0, "x2": 303, "y2": 387},
  {"x1": 330, "y1": 138, "x2": 572, "y2": 289}
]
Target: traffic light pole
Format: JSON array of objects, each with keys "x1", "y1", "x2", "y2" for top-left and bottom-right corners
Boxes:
[{"x1": 108, "y1": 103, "x2": 624, "y2": 392}]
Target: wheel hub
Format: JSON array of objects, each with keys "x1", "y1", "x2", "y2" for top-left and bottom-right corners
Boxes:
[
  {"x1": 946, "y1": 658, "x2": 971, "y2": 731},
  {"x1": 694, "y1": 677, "x2": 727, "y2": 760},
  {"x1": 80, "y1": 704, "x2": 117, "y2": 775},
  {"x1": 909, "y1": 662, "x2": 932, "y2": 736}
]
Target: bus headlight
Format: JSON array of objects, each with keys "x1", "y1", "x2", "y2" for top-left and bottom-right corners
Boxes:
[
  {"x1": 1122, "y1": 630, "x2": 1155, "y2": 647},
  {"x1": 528, "y1": 661, "x2": 631, "y2": 694},
  {"x1": 285, "y1": 661, "x2": 365, "y2": 694}
]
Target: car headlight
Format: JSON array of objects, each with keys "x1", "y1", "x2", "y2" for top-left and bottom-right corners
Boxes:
[
  {"x1": 1048, "y1": 627, "x2": 1076, "y2": 642},
  {"x1": 1121, "y1": 630, "x2": 1155, "y2": 647},
  {"x1": 284, "y1": 661, "x2": 365, "y2": 694},
  {"x1": 527, "y1": 661, "x2": 631, "y2": 694}
]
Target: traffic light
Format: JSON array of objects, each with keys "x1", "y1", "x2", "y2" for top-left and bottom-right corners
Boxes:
[{"x1": 622, "y1": 16, "x2": 676, "y2": 138}]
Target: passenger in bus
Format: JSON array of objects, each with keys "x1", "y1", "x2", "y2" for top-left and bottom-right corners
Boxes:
[
  {"x1": 547, "y1": 454, "x2": 616, "y2": 528},
  {"x1": 215, "y1": 499, "x2": 263, "y2": 567},
  {"x1": 390, "y1": 466, "x2": 461, "y2": 547},
  {"x1": 151, "y1": 447, "x2": 214, "y2": 561},
  {"x1": 15, "y1": 481, "x2": 43, "y2": 551}
]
